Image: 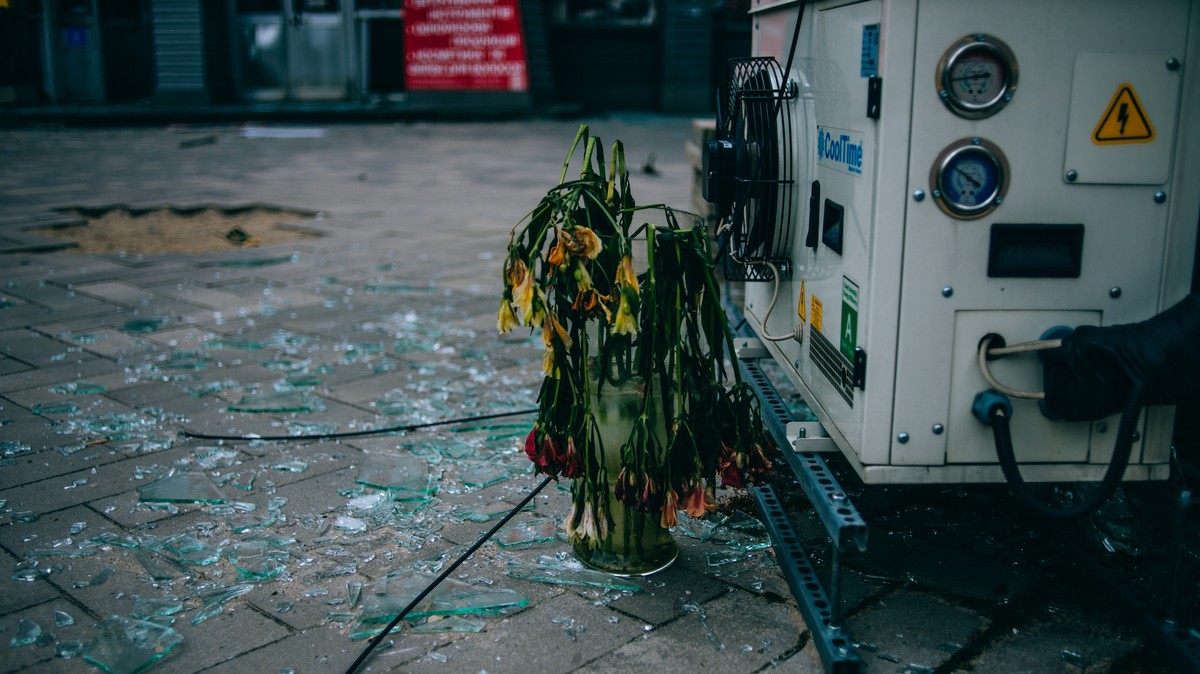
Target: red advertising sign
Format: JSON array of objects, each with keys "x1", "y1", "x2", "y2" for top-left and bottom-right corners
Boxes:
[{"x1": 404, "y1": 0, "x2": 529, "y2": 91}]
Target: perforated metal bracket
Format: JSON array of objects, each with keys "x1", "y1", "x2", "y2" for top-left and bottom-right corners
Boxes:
[
  {"x1": 752, "y1": 484, "x2": 861, "y2": 674},
  {"x1": 736, "y1": 358, "x2": 868, "y2": 552}
]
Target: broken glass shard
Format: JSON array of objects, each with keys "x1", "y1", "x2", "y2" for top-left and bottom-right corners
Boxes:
[
  {"x1": 202, "y1": 338, "x2": 263, "y2": 350},
  {"x1": 231, "y1": 470, "x2": 257, "y2": 492},
  {"x1": 56, "y1": 639, "x2": 85, "y2": 658},
  {"x1": 504, "y1": 557, "x2": 642, "y2": 592},
  {"x1": 273, "y1": 460, "x2": 308, "y2": 473},
  {"x1": 705, "y1": 510, "x2": 771, "y2": 551},
  {"x1": 13, "y1": 511, "x2": 40, "y2": 523},
  {"x1": 355, "y1": 456, "x2": 436, "y2": 501},
  {"x1": 131, "y1": 597, "x2": 184, "y2": 620},
  {"x1": 163, "y1": 535, "x2": 221, "y2": 567},
  {"x1": 333, "y1": 516, "x2": 367, "y2": 534},
  {"x1": 50, "y1": 381, "x2": 107, "y2": 395},
  {"x1": 138, "y1": 472, "x2": 226, "y2": 504},
  {"x1": 2, "y1": 440, "x2": 32, "y2": 456},
  {"x1": 12, "y1": 565, "x2": 47, "y2": 582},
  {"x1": 228, "y1": 513, "x2": 275, "y2": 533},
  {"x1": 190, "y1": 604, "x2": 223, "y2": 625},
  {"x1": 411, "y1": 615, "x2": 486, "y2": 634},
  {"x1": 228, "y1": 392, "x2": 325, "y2": 414},
  {"x1": 84, "y1": 566, "x2": 116, "y2": 587},
  {"x1": 196, "y1": 583, "x2": 254, "y2": 609},
  {"x1": 458, "y1": 500, "x2": 531, "y2": 523},
  {"x1": 31, "y1": 402, "x2": 78, "y2": 415},
  {"x1": 459, "y1": 462, "x2": 509, "y2": 489},
  {"x1": 9, "y1": 618, "x2": 42, "y2": 647},
  {"x1": 495, "y1": 518, "x2": 557, "y2": 548},
  {"x1": 70, "y1": 521, "x2": 88, "y2": 535},
  {"x1": 346, "y1": 491, "x2": 389, "y2": 511},
  {"x1": 83, "y1": 616, "x2": 183, "y2": 674},
  {"x1": 54, "y1": 609, "x2": 76, "y2": 627},
  {"x1": 358, "y1": 572, "x2": 529, "y2": 624},
  {"x1": 347, "y1": 581, "x2": 363, "y2": 608},
  {"x1": 193, "y1": 447, "x2": 240, "y2": 470},
  {"x1": 123, "y1": 317, "x2": 169, "y2": 333},
  {"x1": 233, "y1": 553, "x2": 286, "y2": 581},
  {"x1": 287, "y1": 421, "x2": 337, "y2": 436}
]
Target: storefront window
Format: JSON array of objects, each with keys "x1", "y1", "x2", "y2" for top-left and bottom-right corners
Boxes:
[{"x1": 553, "y1": 0, "x2": 656, "y2": 25}]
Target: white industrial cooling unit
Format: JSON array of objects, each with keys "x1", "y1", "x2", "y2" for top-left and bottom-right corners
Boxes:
[{"x1": 715, "y1": 0, "x2": 1200, "y2": 485}]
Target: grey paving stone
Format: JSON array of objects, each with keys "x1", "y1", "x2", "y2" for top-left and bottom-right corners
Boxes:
[
  {"x1": 0, "y1": 601, "x2": 67, "y2": 672},
  {"x1": 0, "y1": 357, "x2": 123, "y2": 395},
  {"x1": 410, "y1": 590, "x2": 645, "y2": 674},
  {"x1": 583, "y1": 589, "x2": 810, "y2": 674},
  {"x1": 843, "y1": 590, "x2": 988, "y2": 671},
  {"x1": 967, "y1": 616, "x2": 1141, "y2": 673},
  {"x1": 0, "y1": 442, "x2": 128, "y2": 493},
  {"x1": 146, "y1": 603, "x2": 293, "y2": 674},
  {"x1": 0, "y1": 452, "x2": 158, "y2": 516},
  {"x1": 602, "y1": 562, "x2": 732, "y2": 627},
  {"x1": 0, "y1": 548, "x2": 64, "y2": 618}
]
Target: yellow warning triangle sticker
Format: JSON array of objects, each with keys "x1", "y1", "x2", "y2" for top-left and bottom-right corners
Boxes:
[{"x1": 1093, "y1": 84, "x2": 1154, "y2": 145}]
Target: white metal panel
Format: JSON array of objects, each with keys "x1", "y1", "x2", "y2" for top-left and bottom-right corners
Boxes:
[
  {"x1": 891, "y1": 0, "x2": 1190, "y2": 473},
  {"x1": 1063, "y1": 53, "x2": 1183, "y2": 184}
]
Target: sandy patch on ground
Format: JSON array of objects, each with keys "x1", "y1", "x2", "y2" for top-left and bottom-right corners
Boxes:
[{"x1": 37, "y1": 207, "x2": 320, "y2": 255}]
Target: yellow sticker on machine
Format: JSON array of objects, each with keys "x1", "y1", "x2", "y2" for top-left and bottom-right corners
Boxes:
[
  {"x1": 810, "y1": 295, "x2": 823, "y2": 333},
  {"x1": 797, "y1": 279, "x2": 807, "y2": 323}
]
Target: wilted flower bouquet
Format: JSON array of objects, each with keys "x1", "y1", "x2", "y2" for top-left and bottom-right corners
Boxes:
[{"x1": 499, "y1": 125, "x2": 772, "y2": 573}]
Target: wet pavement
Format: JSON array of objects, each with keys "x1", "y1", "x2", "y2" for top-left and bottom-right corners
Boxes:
[{"x1": 0, "y1": 117, "x2": 1183, "y2": 673}]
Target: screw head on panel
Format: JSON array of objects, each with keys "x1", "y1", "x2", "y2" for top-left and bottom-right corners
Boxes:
[
  {"x1": 932, "y1": 424, "x2": 945, "y2": 435},
  {"x1": 942, "y1": 286, "x2": 954, "y2": 298},
  {"x1": 1154, "y1": 191, "x2": 1167, "y2": 204},
  {"x1": 913, "y1": 189, "x2": 926, "y2": 202},
  {"x1": 897, "y1": 433, "x2": 910, "y2": 444},
  {"x1": 1109, "y1": 287, "x2": 1122, "y2": 299},
  {"x1": 1065, "y1": 170, "x2": 1078, "y2": 182},
  {"x1": 1167, "y1": 57, "x2": 1181, "y2": 71}
]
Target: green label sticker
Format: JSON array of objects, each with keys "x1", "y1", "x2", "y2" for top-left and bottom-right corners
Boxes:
[{"x1": 840, "y1": 277, "x2": 859, "y2": 361}]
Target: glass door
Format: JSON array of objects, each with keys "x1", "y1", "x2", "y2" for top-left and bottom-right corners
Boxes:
[{"x1": 231, "y1": 0, "x2": 351, "y2": 101}]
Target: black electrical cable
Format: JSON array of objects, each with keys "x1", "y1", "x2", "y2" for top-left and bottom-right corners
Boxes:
[
  {"x1": 989, "y1": 380, "x2": 1145, "y2": 521},
  {"x1": 178, "y1": 407, "x2": 537, "y2": 442},
  {"x1": 342, "y1": 474, "x2": 554, "y2": 674}
]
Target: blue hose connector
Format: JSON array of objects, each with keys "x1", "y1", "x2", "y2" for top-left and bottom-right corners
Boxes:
[{"x1": 972, "y1": 389, "x2": 1012, "y2": 426}]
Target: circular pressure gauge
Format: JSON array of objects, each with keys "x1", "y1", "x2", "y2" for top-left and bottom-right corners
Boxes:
[
  {"x1": 936, "y1": 34, "x2": 1018, "y2": 118},
  {"x1": 930, "y1": 138, "x2": 1010, "y2": 219}
]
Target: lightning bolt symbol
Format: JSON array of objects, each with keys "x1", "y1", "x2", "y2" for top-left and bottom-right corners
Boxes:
[{"x1": 1118, "y1": 102, "x2": 1129, "y2": 134}]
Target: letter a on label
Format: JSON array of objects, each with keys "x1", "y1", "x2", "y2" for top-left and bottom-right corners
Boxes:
[{"x1": 1093, "y1": 84, "x2": 1154, "y2": 145}]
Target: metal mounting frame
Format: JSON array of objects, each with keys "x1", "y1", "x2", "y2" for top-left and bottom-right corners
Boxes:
[{"x1": 737, "y1": 353, "x2": 868, "y2": 674}]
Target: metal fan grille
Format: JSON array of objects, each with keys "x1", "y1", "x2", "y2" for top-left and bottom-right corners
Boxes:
[{"x1": 718, "y1": 57, "x2": 797, "y2": 282}]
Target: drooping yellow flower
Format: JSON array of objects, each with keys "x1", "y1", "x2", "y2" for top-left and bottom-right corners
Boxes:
[
  {"x1": 573, "y1": 260, "x2": 593, "y2": 292},
  {"x1": 505, "y1": 257, "x2": 527, "y2": 289},
  {"x1": 547, "y1": 237, "x2": 568, "y2": 268},
  {"x1": 617, "y1": 254, "x2": 640, "y2": 295},
  {"x1": 542, "y1": 345, "x2": 559, "y2": 378},
  {"x1": 512, "y1": 271, "x2": 535, "y2": 325},
  {"x1": 541, "y1": 311, "x2": 572, "y2": 349},
  {"x1": 611, "y1": 293, "x2": 637, "y2": 336},
  {"x1": 564, "y1": 226, "x2": 602, "y2": 260},
  {"x1": 497, "y1": 300, "x2": 519, "y2": 333},
  {"x1": 572, "y1": 288, "x2": 612, "y2": 322}
]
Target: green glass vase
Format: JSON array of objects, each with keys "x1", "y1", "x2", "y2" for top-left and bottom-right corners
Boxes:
[{"x1": 571, "y1": 377, "x2": 678, "y2": 577}]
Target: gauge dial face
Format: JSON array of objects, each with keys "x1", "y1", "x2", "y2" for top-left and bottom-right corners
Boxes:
[
  {"x1": 937, "y1": 36, "x2": 1017, "y2": 118},
  {"x1": 931, "y1": 139, "x2": 1009, "y2": 218}
]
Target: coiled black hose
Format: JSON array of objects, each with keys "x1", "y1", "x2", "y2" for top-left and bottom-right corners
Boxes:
[{"x1": 989, "y1": 380, "x2": 1145, "y2": 521}]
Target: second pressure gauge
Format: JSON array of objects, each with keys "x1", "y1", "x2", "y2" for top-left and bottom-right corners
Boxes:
[
  {"x1": 930, "y1": 138, "x2": 1010, "y2": 219},
  {"x1": 936, "y1": 34, "x2": 1018, "y2": 119}
]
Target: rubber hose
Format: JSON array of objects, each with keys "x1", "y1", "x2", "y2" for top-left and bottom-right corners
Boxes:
[{"x1": 991, "y1": 379, "x2": 1145, "y2": 521}]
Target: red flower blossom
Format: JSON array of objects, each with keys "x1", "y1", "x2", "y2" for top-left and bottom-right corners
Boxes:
[
  {"x1": 561, "y1": 437, "x2": 582, "y2": 479},
  {"x1": 683, "y1": 482, "x2": 715, "y2": 518},
  {"x1": 660, "y1": 488, "x2": 679, "y2": 529}
]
